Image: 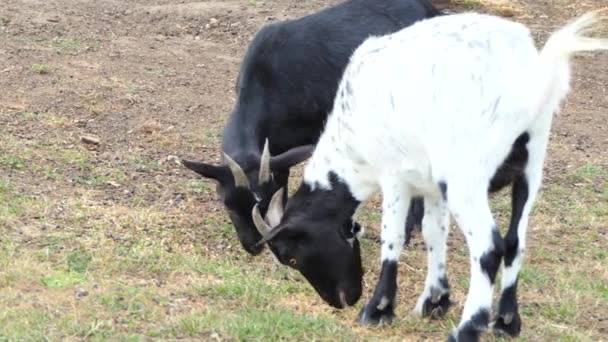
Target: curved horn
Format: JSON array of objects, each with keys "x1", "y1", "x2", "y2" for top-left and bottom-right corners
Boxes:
[
  {"x1": 223, "y1": 153, "x2": 249, "y2": 188},
  {"x1": 258, "y1": 138, "x2": 271, "y2": 184},
  {"x1": 252, "y1": 204, "x2": 272, "y2": 236},
  {"x1": 265, "y1": 188, "x2": 285, "y2": 227}
]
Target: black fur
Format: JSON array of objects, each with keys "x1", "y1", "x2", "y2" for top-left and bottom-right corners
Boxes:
[
  {"x1": 479, "y1": 228, "x2": 505, "y2": 285},
  {"x1": 438, "y1": 181, "x2": 448, "y2": 201},
  {"x1": 182, "y1": 0, "x2": 442, "y2": 255},
  {"x1": 420, "y1": 276, "x2": 452, "y2": 319},
  {"x1": 494, "y1": 280, "x2": 522, "y2": 337},
  {"x1": 449, "y1": 309, "x2": 490, "y2": 342},
  {"x1": 266, "y1": 173, "x2": 364, "y2": 308},
  {"x1": 504, "y1": 176, "x2": 529, "y2": 267},
  {"x1": 488, "y1": 132, "x2": 530, "y2": 193},
  {"x1": 358, "y1": 260, "x2": 398, "y2": 325},
  {"x1": 405, "y1": 197, "x2": 424, "y2": 244}
]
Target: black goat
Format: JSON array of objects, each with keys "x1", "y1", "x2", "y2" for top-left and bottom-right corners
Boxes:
[{"x1": 182, "y1": 0, "x2": 441, "y2": 255}]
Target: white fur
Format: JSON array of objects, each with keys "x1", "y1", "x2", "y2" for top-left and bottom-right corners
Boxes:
[
  {"x1": 413, "y1": 198, "x2": 450, "y2": 316},
  {"x1": 302, "y1": 11, "x2": 608, "y2": 337}
]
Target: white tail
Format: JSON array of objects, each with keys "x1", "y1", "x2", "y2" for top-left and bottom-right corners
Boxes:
[
  {"x1": 541, "y1": 10, "x2": 608, "y2": 61},
  {"x1": 533, "y1": 10, "x2": 608, "y2": 119}
]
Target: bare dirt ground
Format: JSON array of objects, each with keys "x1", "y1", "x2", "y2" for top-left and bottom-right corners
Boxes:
[{"x1": 1, "y1": 0, "x2": 606, "y2": 340}]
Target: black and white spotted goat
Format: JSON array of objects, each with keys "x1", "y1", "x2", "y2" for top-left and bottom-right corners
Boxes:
[
  {"x1": 180, "y1": 0, "x2": 440, "y2": 255},
  {"x1": 252, "y1": 11, "x2": 608, "y2": 341}
]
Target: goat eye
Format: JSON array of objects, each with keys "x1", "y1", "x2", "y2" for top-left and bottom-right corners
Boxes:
[{"x1": 288, "y1": 258, "x2": 297, "y2": 267}]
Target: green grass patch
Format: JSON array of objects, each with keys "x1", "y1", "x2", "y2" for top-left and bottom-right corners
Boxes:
[
  {"x1": 60, "y1": 148, "x2": 89, "y2": 168},
  {"x1": 0, "y1": 310, "x2": 52, "y2": 341},
  {"x1": 52, "y1": 37, "x2": 100, "y2": 54},
  {"x1": 66, "y1": 248, "x2": 93, "y2": 273},
  {"x1": 41, "y1": 271, "x2": 87, "y2": 288},
  {"x1": 181, "y1": 179, "x2": 211, "y2": 192},
  {"x1": 173, "y1": 306, "x2": 352, "y2": 341},
  {"x1": 0, "y1": 154, "x2": 25, "y2": 170},
  {"x1": 541, "y1": 301, "x2": 577, "y2": 324},
  {"x1": 31, "y1": 63, "x2": 50, "y2": 74},
  {"x1": 519, "y1": 266, "x2": 551, "y2": 288}
]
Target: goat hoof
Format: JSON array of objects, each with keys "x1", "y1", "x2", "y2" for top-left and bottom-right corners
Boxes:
[
  {"x1": 447, "y1": 328, "x2": 482, "y2": 342},
  {"x1": 420, "y1": 293, "x2": 452, "y2": 319},
  {"x1": 357, "y1": 302, "x2": 395, "y2": 326},
  {"x1": 492, "y1": 311, "x2": 521, "y2": 338}
]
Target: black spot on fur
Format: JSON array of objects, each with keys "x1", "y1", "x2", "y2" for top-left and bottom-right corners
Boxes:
[
  {"x1": 480, "y1": 228, "x2": 505, "y2": 284},
  {"x1": 345, "y1": 81, "x2": 353, "y2": 95},
  {"x1": 388, "y1": 244, "x2": 393, "y2": 250},
  {"x1": 438, "y1": 181, "x2": 447, "y2": 201},
  {"x1": 489, "y1": 132, "x2": 530, "y2": 193},
  {"x1": 438, "y1": 275, "x2": 449, "y2": 290},
  {"x1": 504, "y1": 176, "x2": 529, "y2": 267}
]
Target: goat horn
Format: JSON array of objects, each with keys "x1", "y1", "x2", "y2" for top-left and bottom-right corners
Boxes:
[
  {"x1": 223, "y1": 153, "x2": 249, "y2": 188},
  {"x1": 265, "y1": 188, "x2": 284, "y2": 227},
  {"x1": 258, "y1": 138, "x2": 271, "y2": 184},
  {"x1": 252, "y1": 204, "x2": 272, "y2": 236}
]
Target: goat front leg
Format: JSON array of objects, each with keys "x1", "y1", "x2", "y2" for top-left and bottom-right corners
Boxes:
[
  {"x1": 358, "y1": 181, "x2": 411, "y2": 325},
  {"x1": 446, "y1": 184, "x2": 504, "y2": 342},
  {"x1": 413, "y1": 197, "x2": 452, "y2": 319}
]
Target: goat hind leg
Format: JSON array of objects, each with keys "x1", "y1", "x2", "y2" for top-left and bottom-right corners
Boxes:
[
  {"x1": 494, "y1": 136, "x2": 545, "y2": 337},
  {"x1": 446, "y1": 184, "x2": 503, "y2": 342}
]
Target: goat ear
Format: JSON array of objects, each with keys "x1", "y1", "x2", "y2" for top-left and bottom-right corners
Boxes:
[
  {"x1": 270, "y1": 145, "x2": 314, "y2": 170},
  {"x1": 182, "y1": 159, "x2": 229, "y2": 182}
]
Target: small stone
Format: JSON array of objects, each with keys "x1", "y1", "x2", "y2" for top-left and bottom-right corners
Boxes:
[
  {"x1": 167, "y1": 155, "x2": 181, "y2": 165},
  {"x1": 80, "y1": 135, "x2": 100, "y2": 145},
  {"x1": 106, "y1": 180, "x2": 120, "y2": 187},
  {"x1": 75, "y1": 289, "x2": 89, "y2": 298}
]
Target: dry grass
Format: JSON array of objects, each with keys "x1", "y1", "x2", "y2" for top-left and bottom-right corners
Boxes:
[
  {"x1": 1, "y1": 108, "x2": 606, "y2": 340},
  {"x1": 0, "y1": 0, "x2": 607, "y2": 340}
]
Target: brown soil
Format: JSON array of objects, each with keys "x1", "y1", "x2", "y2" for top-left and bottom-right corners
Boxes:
[{"x1": 0, "y1": 0, "x2": 606, "y2": 340}]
